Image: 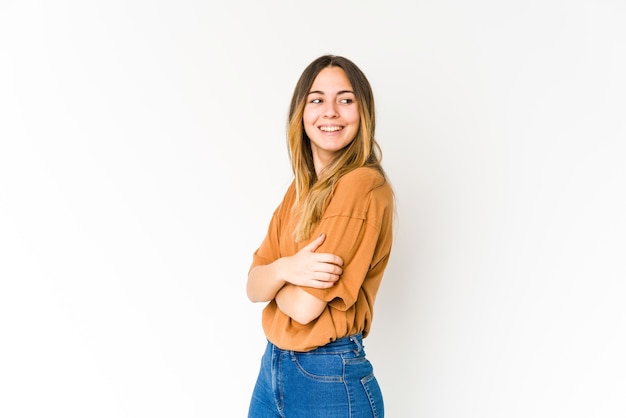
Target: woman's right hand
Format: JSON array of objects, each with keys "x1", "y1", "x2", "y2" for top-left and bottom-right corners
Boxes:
[
  {"x1": 247, "y1": 233, "x2": 344, "y2": 302},
  {"x1": 279, "y1": 233, "x2": 343, "y2": 289}
]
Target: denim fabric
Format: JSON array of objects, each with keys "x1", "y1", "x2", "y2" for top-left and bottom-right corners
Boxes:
[{"x1": 248, "y1": 334, "x2": 384, "y2": 417}]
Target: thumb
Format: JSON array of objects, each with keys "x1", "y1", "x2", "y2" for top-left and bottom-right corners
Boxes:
[{"x1": 305, "y1": 233, "x2": 326, "y2": 252}]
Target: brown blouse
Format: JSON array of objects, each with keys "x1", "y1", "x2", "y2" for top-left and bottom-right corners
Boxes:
[{"x1": 250, "y1": 167, "x2": 394, "y2": 351}]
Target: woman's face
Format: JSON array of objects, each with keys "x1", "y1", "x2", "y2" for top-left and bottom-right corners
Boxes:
[{"x1": 303, "y1": 66, "x2": 360, "y2": 174}]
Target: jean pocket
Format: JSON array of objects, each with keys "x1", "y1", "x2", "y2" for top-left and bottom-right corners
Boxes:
[
  {"x1": 361, "y1": 373, "x2": 384, "y2": 418},
  {"x1": 291, "y1": 352, "x2": 343, "y2": 382},
  {"x1": 343, "y1": 355, "x2": 372, "y2": 378}
]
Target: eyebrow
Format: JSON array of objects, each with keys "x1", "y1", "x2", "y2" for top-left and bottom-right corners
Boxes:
[{"x1": 307, "y1": 90, "x2": 355, "y2": 96}]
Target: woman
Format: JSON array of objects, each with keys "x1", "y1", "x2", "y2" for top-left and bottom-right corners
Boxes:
[{"x1": 247, "y1": 55, "x2": 394, "y2": 418}]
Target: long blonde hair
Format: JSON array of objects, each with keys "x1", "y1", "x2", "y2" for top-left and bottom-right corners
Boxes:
[{"x1": 287, "y1": 55, "x2": 386, "y2": 242}]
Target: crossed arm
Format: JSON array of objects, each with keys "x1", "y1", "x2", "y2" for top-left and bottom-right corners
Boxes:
[{"x1": 246, "y1": 233, "x2": 344, "y2": 325}]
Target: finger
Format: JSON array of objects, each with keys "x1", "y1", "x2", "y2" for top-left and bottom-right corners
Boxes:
[
  {"x1": 317, "y1": 263, "x2": 342, "y2": 276},
  {"x1": 304, "y1": 233, "x2": 326, "y2": 252},
  {"x1": 315, "y1": 272, "x2": 340, "y2": 283},
  {"x1": 315, "y1": 253, "x2": 344, "y2": 267},
  {"x1": 311, "y1": 278, "x2": 337, "y2": 288},
  {"x1": 318, "y1": 280, "x2": 336, "y2": 288}
]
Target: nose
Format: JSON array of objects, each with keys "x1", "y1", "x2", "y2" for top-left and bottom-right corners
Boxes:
[{"x1": 322, "y1": 101, "x2": 339, "y2": 118}]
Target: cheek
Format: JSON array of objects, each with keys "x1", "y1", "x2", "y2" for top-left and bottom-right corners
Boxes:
[
  {"x1": 303, "y1": 125, "x2": 315, "y2": 139},
  {"x1": 302, "y1": 114, "x2": 313, "y2": 129},
  {"x1": 302, "y1": 120, "x2": 317, "y2": 139},
  {"x1": 350, "y1": 114, "x2": 360, "y2": 126},
  {"x1": 346, "y1": 109, "x2": 361, "y2": 126},
  {"x1": 302, "y1": 103, "x2": 317, "y2": 118},
  {"x1": 348, "y1": 117, "x2": 361, "y2": 133}
]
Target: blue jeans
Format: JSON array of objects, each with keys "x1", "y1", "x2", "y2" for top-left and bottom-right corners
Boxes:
[{"x1": 248, "y1": 333, "x2": 384, "y2": 417}]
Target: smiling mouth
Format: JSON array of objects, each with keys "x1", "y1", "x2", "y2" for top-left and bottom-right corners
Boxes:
[{"x1": 319, "y1": 126, "x2": 343, "y2": 132}]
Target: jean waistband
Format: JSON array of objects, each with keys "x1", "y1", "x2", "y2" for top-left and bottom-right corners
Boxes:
[{"x1": 272, "y1": 333, "x2": 364, "y2": 354}]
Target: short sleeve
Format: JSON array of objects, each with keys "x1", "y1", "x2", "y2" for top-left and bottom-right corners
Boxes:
[
  {"x1": 249, "y1": 211, "x2": 281, "y2": 271},
  {"x1": 249, "y1": 182, "x2": 296, "y2": 272},
  {"x1": 302, "y1": 168, "x2": 393, "y2": 311}
]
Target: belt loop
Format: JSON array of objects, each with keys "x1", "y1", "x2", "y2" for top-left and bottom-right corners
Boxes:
[{"x1": 349, "y1": 334, "x2": 363, "y2": 353}]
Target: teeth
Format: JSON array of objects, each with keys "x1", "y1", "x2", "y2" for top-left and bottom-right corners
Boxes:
[{"x1": 320, "y1": 126, "x2": 342, "y2": 132}]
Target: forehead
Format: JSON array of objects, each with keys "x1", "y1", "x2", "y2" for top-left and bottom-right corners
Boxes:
[{"x1": 310, "y1": 66, "x2": 353, "y2": 91}]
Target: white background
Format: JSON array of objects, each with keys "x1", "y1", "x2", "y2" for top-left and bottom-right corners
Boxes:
[{"x1": 1, "y1": 1, "x2": 625, "y2": 417}]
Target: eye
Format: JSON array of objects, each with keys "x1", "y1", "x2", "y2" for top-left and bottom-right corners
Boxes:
[
  {"x1": 310, "y1": 98, "x2": 322, "y2": 104},
  {"x1": 339, "y1": 98, "x2": 354, "y2": 104}
]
